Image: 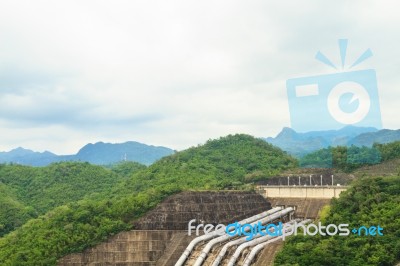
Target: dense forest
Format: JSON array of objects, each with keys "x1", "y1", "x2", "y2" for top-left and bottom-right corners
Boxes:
[
  {"x1": 0, "y1": 134, "x2": 296, "y2": 265},
  {"x1": 0, "y1": 161, "x2": 144, "y2": 237},
  {"x1": 275, "y1": 176, "x2": 400, "y2": 265},
  {"x1": 299, "y1": 141, "x2": 400, "y2": 172}
]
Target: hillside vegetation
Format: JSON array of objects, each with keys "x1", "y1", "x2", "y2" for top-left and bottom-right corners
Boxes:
[
  {"x1": 275, "y1": 176, "x2": 400, "y2": 265},
  {"x1": 271, "y1": 141, "x2": 400, "y2": 265},
  {"x1": 0, "y1": 161, "x2": 144, "y2": 236},
  {"x1": 300, "y1": 141, "x2": 400, "y2": 172},
  {"x1": 0, "y1": 183, "x2": 35, "y2": 237},
  {"x1": 114, "y1": 134, "x2": 298, "y2": 193},
  {"x1": 0, "y1": 134, "x2": 296, "y2": 265}
]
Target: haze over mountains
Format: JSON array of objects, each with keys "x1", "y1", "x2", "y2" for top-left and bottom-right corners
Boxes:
[
  {"x1": 0, "y1": 141, "x2": 175, "y2": 166},
  {"x1": 265, "y1": 126, "x2": 400, "y2": 157},
  {"x1": 2, "y1": 126, "x2": 400, "y2": 166}
]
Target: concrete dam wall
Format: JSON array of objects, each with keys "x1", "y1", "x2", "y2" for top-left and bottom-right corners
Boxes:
[
  {"x1": 58, "y1": 188, "x2": 339, "y2": 266},
  {"x1": 133, "y1": 191, "x2": 271, "y2": 230},
  {"x1": 58, "y1": 191, "x2": 271, "y2": 266}
]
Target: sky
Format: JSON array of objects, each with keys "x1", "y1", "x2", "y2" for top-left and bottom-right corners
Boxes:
[{"x1": 0, "y1": 0, "x2": 400, "y2": 154}]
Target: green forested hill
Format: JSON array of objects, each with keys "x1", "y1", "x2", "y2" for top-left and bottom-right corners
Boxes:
[
  {"x1": 0, "y1": 183, "x2": 35, "y2": 237},
  {"x1": 0, "y1": 161, "x2": 144, "y2": 236},
  {"x1": 275, "y1": 176, "x2": 400, "y2": 266},
  {"x1": 299, "y1": 141, "x2": 400, "y2": 172},
  {"x1": 0, "y1": 134, "x2": 297, "y2": 265},
  {"x1": 113, "y1": 133, "x2": 298, "y2": 194}
]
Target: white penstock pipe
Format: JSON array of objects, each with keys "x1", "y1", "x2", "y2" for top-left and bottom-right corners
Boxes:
[
  {"x1": 193, "y1": 207, "x2": 294, "y2": 266},
  {"x1": 174, "y1": 207, "x2": 282, "y2": 266},
  {"x1": 242, "y1": 219, "x2": 312, "y2": 266},
  {"x1": 227, "y1": 219, "x2": 310, "y2": 266},
  {"x1": 211, "y1": 219, "x2": 299, "y2": 266}
]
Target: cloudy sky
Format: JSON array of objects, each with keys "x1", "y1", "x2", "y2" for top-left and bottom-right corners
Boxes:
[{"x1": 0, "y1": 0, "x2": 399, "y2": 154}]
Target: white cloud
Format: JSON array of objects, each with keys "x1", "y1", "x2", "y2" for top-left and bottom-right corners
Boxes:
[{"x1": 0, "y1": 0, "x2": 399, "y2": 154}]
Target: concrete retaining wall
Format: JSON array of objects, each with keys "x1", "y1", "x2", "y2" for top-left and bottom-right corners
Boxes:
[
  {"x1": 133, "y1": 191, "x2": 271, "y2": 230},
  {"x1": 58, "y1": 191, "x2": 272, "y2": 266},
  {"x1": 257, "y1": 186, "x2": 348, "y2": 199}
]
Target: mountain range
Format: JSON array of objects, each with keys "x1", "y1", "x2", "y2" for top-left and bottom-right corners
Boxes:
[
  {"x1": 2, "y1": 126, "x2": 400, "y2": 166},
  {"x1": 265, "y1": 126, "x2": 400, "y2": 157},
  {"x1": 0, "y1": 141, "x2": 175, "y2": 166}
]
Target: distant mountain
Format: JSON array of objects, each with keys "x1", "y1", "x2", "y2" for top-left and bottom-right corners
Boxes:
[
  {"x1": 0, "y1": 147, "x2": 59, "y2": 166},
  {"x1": 265, "y1": 126, "x2": 400, "y2": 157},
  {"x1": 348, "y1": 129, "x2": 400, "y2": 146},
  {"x1": 72, "y1": 141, "x2": 174, "y2": 165},
  {"x1": 0, "y1": 141, "x2": 175, "y2": 166}
]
